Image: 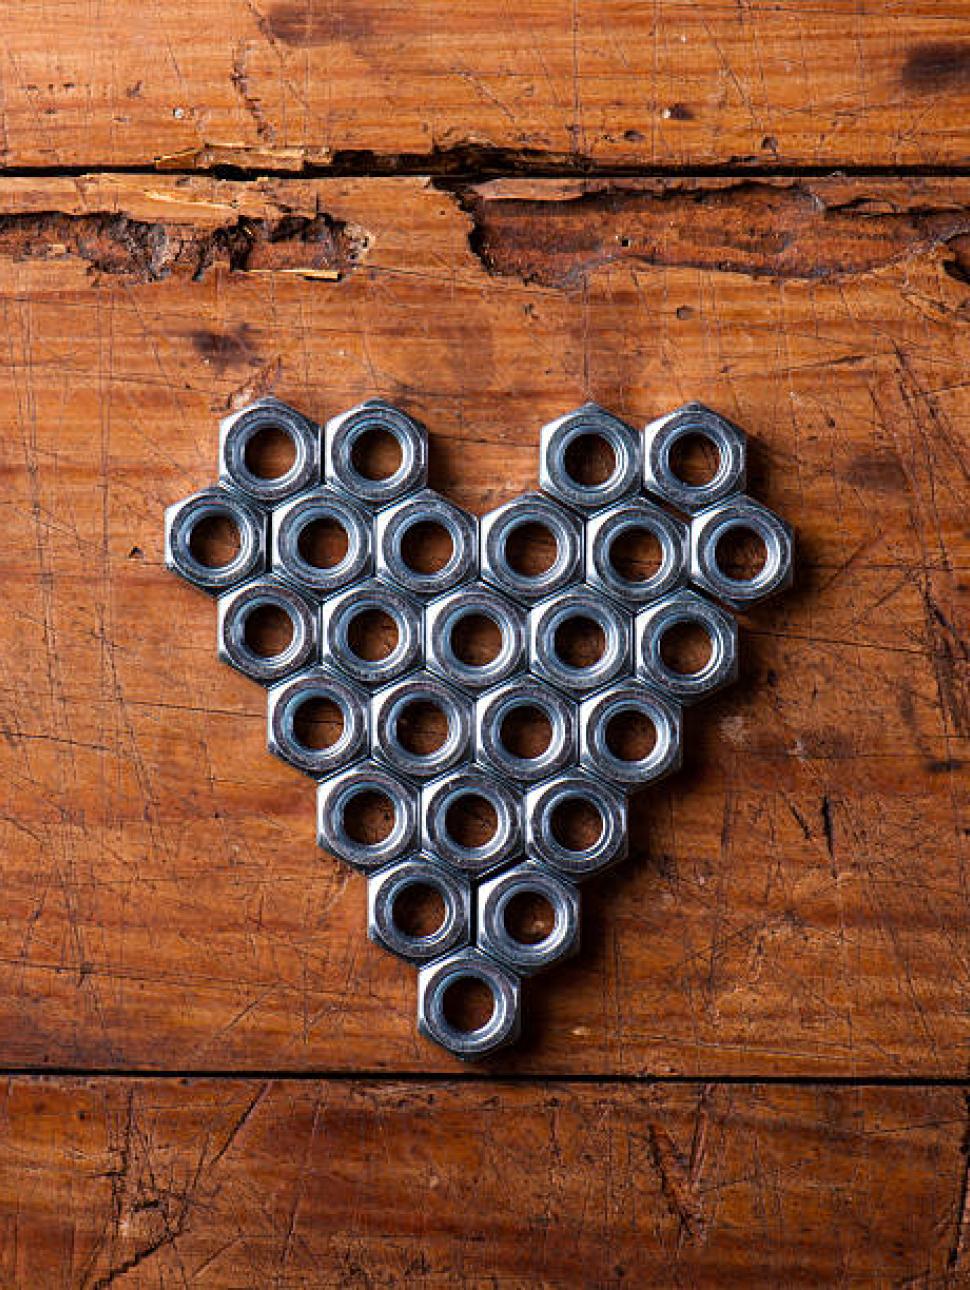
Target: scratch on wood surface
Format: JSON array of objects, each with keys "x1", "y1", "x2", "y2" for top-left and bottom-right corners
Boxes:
[
  {"x1": 948, "y1": 1094, "x2": 970, "y2": 1273},
  {"x1": 648, "y1": 1087, "x2": 715, "y2": 1245}
]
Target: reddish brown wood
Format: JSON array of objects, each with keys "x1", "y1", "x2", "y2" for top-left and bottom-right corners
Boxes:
[
  {"x1": 0, "y1": 3, "x2": 968, "y2": 170},
  {"x1": 0, "y1": 172, "x2": 965, "y2": 1075},
  {"x1": 0, "y1": 1078, "x2": 965, "y2": 1286}
]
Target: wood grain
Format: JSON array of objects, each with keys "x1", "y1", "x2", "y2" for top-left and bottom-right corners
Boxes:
[
  {"x1": 0, "y1": 1078, "x2": 965, "y2": 1286},
  {"x1": 0, "y1": 172, "x2": 965, "y2": 1075},
  {"x1": 0, "y1": 3, "x2": 968, "y2": 170}
]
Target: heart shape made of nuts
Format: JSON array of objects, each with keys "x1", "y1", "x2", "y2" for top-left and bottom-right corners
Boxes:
[{"x1": 165, "y1": 396, "x2": 793, "y2": 1059}]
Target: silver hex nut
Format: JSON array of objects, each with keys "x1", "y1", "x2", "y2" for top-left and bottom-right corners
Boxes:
[
  {"x1": 417, "y1": 948, "x2": 521, "y2": 1060},
  {"x1": 528, "y1": 589, "x2": 632, "y2": 696},
  {"x1": 421, "y1": 767, "x2": 522, "y2": 876},
  {"x1": 219, "y1": 397, "x2": 321, "y2": 504},
  {"x1": 367, "y1": 855, "x2": 472, "y2": 965},
  {"x1": 371, "y1": 671, "x2": 473, "y2": 782},
  {"x1": 643, "y1": 402, "x2": 746, "y2": 514},
  {"x1": 217, "y1": 576, "x2": 318, "y2": 685},
  {"x1": 165, "y1": 485, "x2": 267, "y2": 595},
  {"x1": 476, "y1": 862, "x2": 580, "y2": 976},
  {"x1": 319, "y1": 577, "x2": 423, "y2": 689},
  {"x1": 634, "y1": 588, "x2": 739, "y2": 704},
  {"x1": 539, "y1": 403, "x2": 642, "y2": 511},
  {"x1": 524, "y1": 771, "x2": 628, "y2": 881},
  {"x1": 271, "y1": 486, "x2": 372, "y2": 596},
  {"x1": 325, "y1": 399, "x2": 428, "y2": 508},
  {"x1": 267, "y1": 666, "x2": 370, "y2": 778},
  {"x1": 317, "y1": 759, "x2": 419, "y2": 872},
  {"x1": 374, "y1": 488, "x2": 478, "y2": 600},
  {"x1": 424, "y1": 581, "x2": 527, "y2": 694},
  {"x1": 479, "y1": 492, "x2": 583, "y2": 605},
  {"x1": 579, "y1": 682, "x2": 683, "y2": 790},
  {"x1": 475, "y1": 677, "x2": 578, "y2": 785},
  {"x1": 585, "y1": 498, "x2": 689, "y2": 606},
  {"x1": 690, "y1": 494, "x2": 794, "y2": 610}
]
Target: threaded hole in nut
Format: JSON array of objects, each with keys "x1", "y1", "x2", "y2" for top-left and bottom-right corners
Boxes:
[
  {"x1": 292, "y1": 696, "x2": 344, "y2": 750},
  {"x1": 500, "y1": 704, "x2": 553, "y2": 759},
  {"x1": 550, "y1": 798, "x2": 604, "y2": 852},
  {"x1": 243, "y1": 603, "x2": 295, "y2": 658},
  {"x1": 563, "y1": 432, "x2": 616, "y2": 486},
  {"x1": 504, "y1": 521, "x2": 558, "y2": 577},
  {"x1": 395, "y1": 699, "x2": 450, "y2": 756},
  {"x1": 715, "y1": 524, "x2": 767, "y2": 582},
  {"x1": 400, "y1": 520, "x2": 453, "y2": 575},
  {"x1": 351, "y1": 427, "x2": 402, "y2": 481},
  {"x1": 659, "y1": 620, "x2": 713, "y2": 675},
  {"x1": 442, "y1": 976, "x2": 496, "y2": 1033},
  {"x1": 608, "y1": 525, "x2": 663, "y2": 583},
  {"x1": 553, "y1": 615, "x2": 606, "y2": 669},
  {"x1": 392, "y1": 882, "x2": 446, "y2": 938},
  {"x1": 343, "y1": 789, "x2": 395, "y2": 845},
  {"x1": 189, "y1": 513, "x2": 241, "y2": 568},
  {"x1": 668, "y1": 431, "x2": 720, "y2": 486},
  {"x1": 605, "y1": 708, "x2": 657, "y2": 762},
  {"x1": 444, "y1": 792, "x2": 498, "y2": 849},
  {"x1": 347, "y1": 608, "x2": 399, "y2": 662},
  {"x1": 297, "y1": 516, "x2": 349, "y2": 569},
  {"x1": 451, "y1": 612, "x2": 502, "y2": 666},
  {"x1": 503, "y1": 891, "x2": 556, "y2": 946},
  {"x1": 243, "y1": 424, "x2": 297, "y2": 479}
]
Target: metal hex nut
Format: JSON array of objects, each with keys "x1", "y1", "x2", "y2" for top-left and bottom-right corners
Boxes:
[
  {"x1": 528, "y1": 589, "x2": 632, "y2": 696},
  {"x1": 539, "y1": 403, "x2": 642, "y2": 511},
  {"x1": 375, "y1": 488, "x2": 478, "y2": 600},
  {"x1": 417, "y1": 948, "x2": 521, "y2": 1060},
  {"x1": 267, "y1": 667, "x2": 369, "y2": 778},
  {"x1": 475, "y1": 678, "x2": 578, "y2": 785},
  {"x1": 585, "y1": 498, "x2": 689, "y2": 606},
  {"x1": 421, "y1": 768, "x2": 522, "y2": 875},
  {"x1": 690, "y1": 495, "x2": 794, "y2": 609},
  {"x1": 643, "y1": 402, "x2": 746, "y2": 514},
  {"x1": 165, "y1": 486, "x2": 267, "y2": 595},
  {"x1": 317, "y1": 760, "x2": 419, "y2": 872},
  {"x1": 219, "y1": 397, "x2": 321, "y2": 504},
  {"x1": 272, "y1": 486, "x2": 372, "y2": 596},
  {"x1": 217, "y1": 576, "x2": 318, "y2": 685},
  {"x1": 325, "y1": 399, "x2": 428, "y2": 508},
  {"x1": 579, "y1": 683, "x2": 683, "y2": 790},
  {"x1": 480, "y1": 492, "x2": 583, "y2": 605},
  {"x1": 371, "y1": 671, "x2": 473, "y2": 782},
  {"x1": 368, "y1": 855, "x2": 472, "y2": 965},
  {"x1": 425, "y1": 581, "x2": 527, "y2": 694},
  {"x1": 634, "y1": 588, "x2": 739, "y2": 704},
  {"x1": 476, "y1": 862, "x2": 580, "y2": 976},
  {"x1": 524, "y1": 771, "x2": 628, "y2": 881},
  {"x1": 320, "y1": 578, "x2": 422, "y2": 688}
]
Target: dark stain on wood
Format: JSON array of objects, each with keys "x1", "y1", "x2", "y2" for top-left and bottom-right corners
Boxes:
[
  {"x1": 843, "y1": 451, "x2": 908, "y2": 493},
  {"x1": 190, "y1": 322, "x2": 258, "y2": 373},
  {"x1": 461, "y1": 181, "x2": 970, "y2": 287},
  {"x1": 902, "y1": 43, "x2": 970, "y2": 93},
  {"x1": 264, "y1": 1, "x2": 375, "y2": 46},
  {"x1": 0, "y1": 210, "x2": 368, "y2": 282}
]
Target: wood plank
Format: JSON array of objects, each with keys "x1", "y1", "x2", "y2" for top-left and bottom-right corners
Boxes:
[
  {"x1": 0, "y1": 3, "x2": 969, "y2": 169},
  {"x1": 0, "y1": 172, "x2": 966, "y2": 1074},
  {"x1": 0, "y1": 1077, "x2": 964, "y2": 1286}
]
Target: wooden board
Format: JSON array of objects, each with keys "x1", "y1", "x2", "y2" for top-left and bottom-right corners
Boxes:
[
  {"x1": 0, "y1": 3, "x2": 969, "y2": 169},
  {"x1": 0, "y1": 1078, "x2": 965, "y2": 1286},
  {"x1": 0, "y1": 171, "x2": 965, "y2": 1075}
]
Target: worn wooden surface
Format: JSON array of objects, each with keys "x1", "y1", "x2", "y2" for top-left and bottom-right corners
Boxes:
[
  {"x1": 0, "y1": 172, "x2": 967, "y2": 1080},
  {"x1": 0, "y1": 2, "x2": 968, "y2": 170},
  {"x1": 1, "y1": 1079, "x2": 967, "y2": 1286},
  {"x1": 1, "y1": 0, "x2": 969, "y2": 1277}
]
